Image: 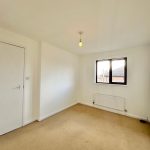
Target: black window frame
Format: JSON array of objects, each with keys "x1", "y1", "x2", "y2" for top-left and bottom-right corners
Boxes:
[{"x1": 96, "y1": 57, "x2": 127, "y2": 85}]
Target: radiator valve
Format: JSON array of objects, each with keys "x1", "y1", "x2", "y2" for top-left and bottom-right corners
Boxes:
[{"x1": 124, "y1": 109, "x2": 127, "y2": 112}]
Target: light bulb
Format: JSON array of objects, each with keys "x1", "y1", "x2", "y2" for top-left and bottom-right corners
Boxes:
[{"x1": 79, "y1": 41, "x2": 83, "y2": 47}]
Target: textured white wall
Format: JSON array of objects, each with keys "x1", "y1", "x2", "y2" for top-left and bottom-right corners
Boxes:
[
  {"x1": 0, "y1": 27, "x2": 40, "y2": 125},
  {"x1": 79, "y1": 47, "x2": 150, "y2": 120},
  {"x1": 39, "y1": 42, "x2": 79, "y2": 120}
]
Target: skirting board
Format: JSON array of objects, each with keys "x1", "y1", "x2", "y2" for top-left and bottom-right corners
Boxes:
[
  {"x1": 23, "y1": 117, "x2": 37, "y2": 126},
  {"x1": 79, "y1": 101, "x2": 149, "y2": 122},
  {"x1": 38, "y1": 102, "x2": 78, "y2": 121}
]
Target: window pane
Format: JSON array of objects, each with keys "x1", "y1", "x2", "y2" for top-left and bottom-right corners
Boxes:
[
  {"x1": 97, "y1": 60, "x2": 110, "y2": 83},
  {"x1": 112, "y1": 59, "x2": 125, "y2": 83}
]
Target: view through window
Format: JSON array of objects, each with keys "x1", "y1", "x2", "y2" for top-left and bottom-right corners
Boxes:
[
  {"x1": 97, "y1": 60, "x2": 110, "y2": 83},
  {"x1": 112, "y1": 59, "x2": 125, "y2": 83}
]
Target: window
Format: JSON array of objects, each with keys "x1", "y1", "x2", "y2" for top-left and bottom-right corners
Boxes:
[{"x1": 96, "y1": 57, "x2": 127, "y2": 85}]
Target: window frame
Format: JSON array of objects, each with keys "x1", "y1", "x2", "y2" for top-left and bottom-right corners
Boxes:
[{"x1": 96, "y1": 57, "x2": 127, "y2": 85}]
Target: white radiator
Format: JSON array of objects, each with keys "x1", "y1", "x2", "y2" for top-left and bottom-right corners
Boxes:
[{"x1": 93, "y1": 93, "x2": 126, "y2": 112}]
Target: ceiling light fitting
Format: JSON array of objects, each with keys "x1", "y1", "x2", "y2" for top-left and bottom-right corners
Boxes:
[{"x1": 78, "y1": 31, "x2": 83, "y2": 47}]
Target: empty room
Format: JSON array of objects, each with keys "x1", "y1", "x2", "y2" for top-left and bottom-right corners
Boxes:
[{"x1": 0, "y1": 0, "x2": 150, "y2": 150}]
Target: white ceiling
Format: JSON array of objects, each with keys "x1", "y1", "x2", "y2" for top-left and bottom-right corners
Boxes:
[{"x1": 0, "y1": 0, "x2": 150, "y2": 54}]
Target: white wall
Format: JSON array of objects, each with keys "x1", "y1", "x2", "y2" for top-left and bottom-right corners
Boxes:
[
  {"x1": 39, "y1": 42, "x2": 79, "y2": 120},
  {"x1": 0, "y1": 27, "x2": 40, "y2": 125},
  {"x1": 79, "y1": 47, "x2": 150, "y2": 120}
]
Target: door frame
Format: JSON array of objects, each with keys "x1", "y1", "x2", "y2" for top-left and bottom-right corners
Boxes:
[{"x1": 0, "y1": 40, "x2": 25, "y2": 127}]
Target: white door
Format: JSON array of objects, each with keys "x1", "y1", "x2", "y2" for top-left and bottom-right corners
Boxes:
[{"x1": 0, "y1": 42, "x2": 24, "y2": 135}]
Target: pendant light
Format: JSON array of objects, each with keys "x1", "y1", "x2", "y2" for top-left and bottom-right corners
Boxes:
[{"x1": 78, "y1": 31, "x2": 83, "y2": 47}]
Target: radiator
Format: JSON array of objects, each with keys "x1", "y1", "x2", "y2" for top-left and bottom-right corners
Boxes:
[{"x1": 93, "y1": 93, "x2": 126, "y2": 112}]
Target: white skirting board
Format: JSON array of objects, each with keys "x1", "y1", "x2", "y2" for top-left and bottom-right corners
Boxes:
[
  {"x1": 23, "y1": 102, "x2": 149, "y2": 124},
  {"x1": 23, "y1": 117, "x2": 37, "y2": 126},
  {"x1": 79, "y1": 101, "x2": 149, "y2": 122},
  {"x1": 38, "y1": 102, "x2": 78, "y2": 121}
]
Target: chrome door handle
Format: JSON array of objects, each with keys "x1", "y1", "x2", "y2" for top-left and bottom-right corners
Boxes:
[{"x1": 12, "y1": 85, "x2": 21, "y2": 90}]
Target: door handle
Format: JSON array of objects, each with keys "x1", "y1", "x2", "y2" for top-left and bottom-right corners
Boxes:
[{"x1": 12, "y1": 85, "x2": 21, "y2": 90}]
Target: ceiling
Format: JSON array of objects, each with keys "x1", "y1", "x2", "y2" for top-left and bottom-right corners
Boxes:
[{"x1": 0, "y1": 0, "x2": 150, "y2": 54}]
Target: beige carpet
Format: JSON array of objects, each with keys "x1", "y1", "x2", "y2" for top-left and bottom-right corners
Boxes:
[{"x1": 0, "y1": 104, "x2": 150, "y2": 150}]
